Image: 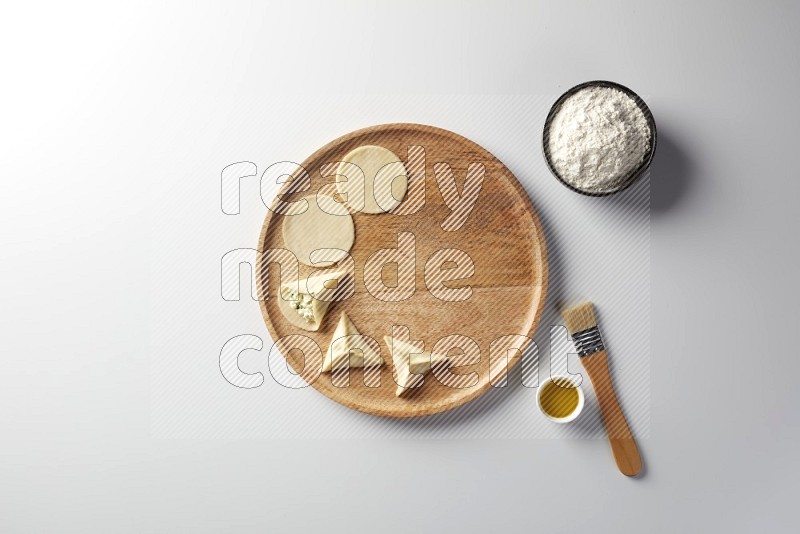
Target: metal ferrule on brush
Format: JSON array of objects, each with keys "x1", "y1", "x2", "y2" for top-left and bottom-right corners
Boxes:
[{"x1": 572, "y1": 326, "x2": 605, "y2": 357}]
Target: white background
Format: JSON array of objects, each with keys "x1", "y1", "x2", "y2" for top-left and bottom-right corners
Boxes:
[{"x1": 2, "y1": 1, "x2": 798, "y2": 532}]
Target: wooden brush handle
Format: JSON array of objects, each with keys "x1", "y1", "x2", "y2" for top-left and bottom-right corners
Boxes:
[{"x1": 581, "y1": 350, "x2": 642, "y2": 477}]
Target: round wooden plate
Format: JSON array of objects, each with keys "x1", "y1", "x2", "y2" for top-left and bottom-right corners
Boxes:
[{"x1": 257, "y1": 123, "x2": 547, "y2": 417}]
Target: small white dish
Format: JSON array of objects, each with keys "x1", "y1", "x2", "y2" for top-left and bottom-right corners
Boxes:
[{"x1": 536, "y1": 376, "x2": 585, "y2": 423}]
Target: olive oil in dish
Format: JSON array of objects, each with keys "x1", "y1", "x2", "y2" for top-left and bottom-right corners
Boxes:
[{"x1": 538, "y1": 378, "x2": 582, "y2": 420}]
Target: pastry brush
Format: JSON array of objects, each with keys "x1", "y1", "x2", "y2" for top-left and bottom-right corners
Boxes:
[{"x1": 562, "y1": 301, "x2": 642, "y2": 477}]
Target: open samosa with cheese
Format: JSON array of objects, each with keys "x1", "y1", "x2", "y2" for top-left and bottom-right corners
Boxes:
[
  {"x1": 321, "y1": 312, "x2": 383, "y2": 372},
  {"x1": 277, "y1": 269, "x2": 348, "y2": 331},
  {"x1": 384, "y1": 336, "x2": 449, "y2": 397}
]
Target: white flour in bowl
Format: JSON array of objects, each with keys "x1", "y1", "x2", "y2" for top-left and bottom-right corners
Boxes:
[{"x1": 547, "y1": 86, "x2": 651, "y2": 193}]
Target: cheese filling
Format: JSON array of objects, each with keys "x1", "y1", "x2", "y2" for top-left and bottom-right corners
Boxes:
[{"x1": 284, "y1": 288, "x2": 315, "y2": 323}]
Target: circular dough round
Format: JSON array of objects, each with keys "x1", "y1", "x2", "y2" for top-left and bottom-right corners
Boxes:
[
  {"x1": 336, "y1": 145, "x2": 408, "y2": 214},
  {"x1": 282, "y1": 195, "x2": 354, "y2": 267}
]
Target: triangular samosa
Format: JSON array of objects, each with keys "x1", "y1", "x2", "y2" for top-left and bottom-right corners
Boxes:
[
  {"x1": 384, "y1": 336, "x2": 449, "y2": 397},
  {"x1": 321, "y1": 312, "x2": 383, "y2": 372}
]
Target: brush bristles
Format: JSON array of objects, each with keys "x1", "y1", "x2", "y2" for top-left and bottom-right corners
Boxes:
[{"x1": 561, "y1": 301, "x2": 598, "y2": 334}]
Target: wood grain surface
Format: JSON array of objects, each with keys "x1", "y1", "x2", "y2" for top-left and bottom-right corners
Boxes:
[{"x1": 257, "y1": 123, "x2": 548, "y2": 417}]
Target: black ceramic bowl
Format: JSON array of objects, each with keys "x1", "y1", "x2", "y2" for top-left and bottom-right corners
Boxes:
[{"x1": 542, "y1": 80, "x2": 657, "y2": 197}]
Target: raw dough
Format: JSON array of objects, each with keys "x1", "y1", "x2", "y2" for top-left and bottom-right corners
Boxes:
[
  {"x1": 321, "y1": 312, "x2": 383, "y2": 372},
  {"x1": 384, "y1": 336, "x2": 449, "y2": 397},
  {"x1": 282, "y1": 195, "x2": 354, "y2": 267},
  {"x1": 336, "y1": 145, "x2": 408, "y2": 214},
  {"x1": 277, "y1": 269, "x2": 347, "y2": 331}
]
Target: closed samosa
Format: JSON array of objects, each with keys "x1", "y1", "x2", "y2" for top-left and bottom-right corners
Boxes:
[
  {"x1": 384, "y1": 336, "x2": 449, "y2": 397},
  {"x1": 322, "y1": 312, "x2": 384, "y2": 372}
]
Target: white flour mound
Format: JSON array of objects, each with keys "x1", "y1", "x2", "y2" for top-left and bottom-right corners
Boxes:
[{"x1": 547, "y1": 86, "x2": 651, "y2": 193}]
